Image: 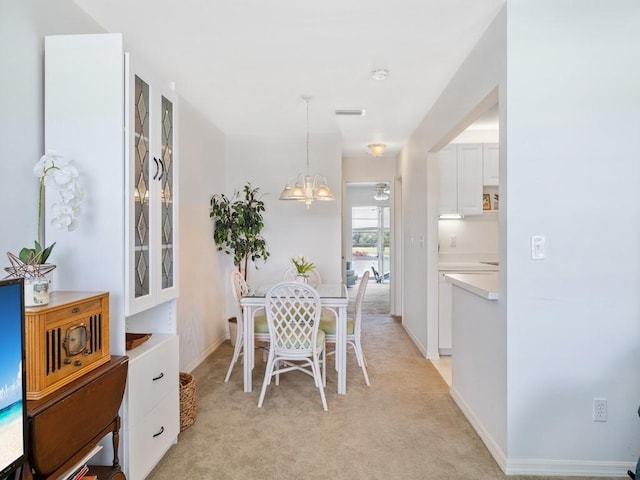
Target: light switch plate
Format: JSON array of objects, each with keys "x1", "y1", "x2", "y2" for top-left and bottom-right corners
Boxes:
[{"x1": 531, "y1": 235, "x2": 546, "y2": 259}]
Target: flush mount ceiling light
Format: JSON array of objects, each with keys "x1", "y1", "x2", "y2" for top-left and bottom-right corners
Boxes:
[
  {"x1": 373, "y1": 183, "x2": 390, "y2": 201},
  {"x1": 371, "y1": 68, "x2": 389, "y2": 81},
  {"x1": 368, "y1": 143, "x2": 386, "y2": 157},
  {"x1": 279, "y1": 96, "x2": 335, "y2": 208}
]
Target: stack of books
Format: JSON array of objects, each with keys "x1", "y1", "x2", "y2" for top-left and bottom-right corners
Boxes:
[
  {"x1": 61, "y1": 445, "x2": 103, "y2": 480},
  {"x1": 66, "y1": 463, "x2": 97, "y2": 480}
]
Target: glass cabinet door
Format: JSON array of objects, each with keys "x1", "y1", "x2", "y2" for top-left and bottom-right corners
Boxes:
[
  {"x1": 159, "y1": 95, "x2": 175, "y2": 294},
  {"x1": 133, "y1": 75, "x2": 151, "y2": 301},
  {"x1": 126, "y1": 63, "x2": 178, "y2": 316}
]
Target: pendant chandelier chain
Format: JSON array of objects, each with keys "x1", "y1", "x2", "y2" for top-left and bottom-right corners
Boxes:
[{"x1": 304, "y1": 95, "x2": 311, "y2": 175}]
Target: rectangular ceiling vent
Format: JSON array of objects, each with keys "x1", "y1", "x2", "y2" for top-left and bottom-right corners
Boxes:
[{"x1": 335, "y1": 109, "x2": 366, "y2": 116}]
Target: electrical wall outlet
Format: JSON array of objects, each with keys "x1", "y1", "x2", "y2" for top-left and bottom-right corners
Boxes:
[{"x1": 593, "y1": 398, "x2": 607, "y2": 422}]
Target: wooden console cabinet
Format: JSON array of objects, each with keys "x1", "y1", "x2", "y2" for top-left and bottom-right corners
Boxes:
[{"x1": 23, "y1": 356, "x2": 128, "y2": 480}]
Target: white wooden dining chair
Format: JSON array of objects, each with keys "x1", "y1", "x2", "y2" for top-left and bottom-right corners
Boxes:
[
  {"x1": 282, "y1": 266, "x2": 321, "y2": 288},
  {"x1": 224, "y1": 270, "x2": 270, "y2": 382},
  {"x1": 258, "y1": 281, "x2": 328, "y2": 411},
  {"x1": 320, "y1": 270, "x2": 371, "y2": 386}
]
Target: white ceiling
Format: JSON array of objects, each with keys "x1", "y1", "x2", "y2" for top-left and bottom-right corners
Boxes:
[{"x1": 73, "y1": 0, "x2": 504, "y2": 158}]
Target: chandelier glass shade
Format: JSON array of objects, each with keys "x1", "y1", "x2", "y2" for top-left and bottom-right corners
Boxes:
[
  {"x1": 279, "y1": 96, "x2": 335, "y2": 207},
  {"x1": 368, "y1": 143, "x2": 386, "y2": 157}
]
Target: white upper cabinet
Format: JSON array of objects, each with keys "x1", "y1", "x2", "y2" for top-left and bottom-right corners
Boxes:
[
  {"x1": 44, "y1": 33, "x2": 179, "y2": 333},
  {"x1": 456, "y1": 144, "x2": 483, "y2": 215},
  {"x1": 125, "y1": 56, "x2": 179, "y2": 315},
  {"x1": 438, "y1": 145, "x2": 459, "y2": 215},
  {"x1": 438, "y1": 144, "x2": 483, "y2": 216},
  {"x1": 482, "y1": 143, "x2": 499, "y2": 186}
]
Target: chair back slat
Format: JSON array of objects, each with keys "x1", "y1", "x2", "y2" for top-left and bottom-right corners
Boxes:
[
  {"x1": 353, "y1": 270, "x2": 370, "y2": 335},
  {"x1": 265, "y1": 282, "x2": 321, "y2": 356},
  {"x1": 231, "y1": 270, "x2": 248, "y2": 315}
]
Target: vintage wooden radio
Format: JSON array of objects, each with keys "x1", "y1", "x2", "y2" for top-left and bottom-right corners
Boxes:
[{"x1": 24, "y1": 291, "x2": 111, "y2": 400}]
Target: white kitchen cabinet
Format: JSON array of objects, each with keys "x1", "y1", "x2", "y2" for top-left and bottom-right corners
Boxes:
[
  {"x1": 482, "y1": 143, "x2": 499, "y2": 186},
  {"x1": 438, "y1": 271, "x2": 454, "y2": 355},
  {"x1": 44, "y1": 33, "x2": 179, "y2": 480},
  {"x1": 125, "y1": 56, "x2": 179, "y2": 316},
  {"x1": 438, "y1": 144, "x2": 483, "y2": 216}
]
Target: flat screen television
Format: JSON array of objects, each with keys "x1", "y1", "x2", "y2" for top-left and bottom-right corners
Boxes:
[{"x1": 0, "y1": 278, "x2": 27, "y2": 479}]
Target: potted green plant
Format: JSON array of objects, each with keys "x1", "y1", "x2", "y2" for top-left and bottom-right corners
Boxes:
[
  {"x1": 290, "y1": 255, "x2": 315, "y2": 283},
  {"x1": 209, "y1": 183, "x2": 270, "y2": 280}
]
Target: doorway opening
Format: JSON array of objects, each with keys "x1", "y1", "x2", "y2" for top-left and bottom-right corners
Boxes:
[
  {"x1": 346, "y1": 183, "x2": 391, "y2": 314},
  {"x1": 431, "y1": 100, "x2": 500, "y2": 387}
]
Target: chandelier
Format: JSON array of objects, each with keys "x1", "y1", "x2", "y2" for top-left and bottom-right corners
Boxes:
[
  {"x1": 279, "y1": 96, "x2": 335, "y2": 208},
  {"x1": 373, "y1": 183, "x2": 390, "y2": 201}
]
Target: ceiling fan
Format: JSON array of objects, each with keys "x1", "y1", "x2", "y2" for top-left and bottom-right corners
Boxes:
[{"x1": 373, "y1": 183, "x2": 390, "y2": 201}]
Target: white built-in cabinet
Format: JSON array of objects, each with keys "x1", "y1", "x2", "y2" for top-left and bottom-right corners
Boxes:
[
  {"x1": 439, "y1": 143, "x2": 499, "y2": 216},
  {"x1": 438, "y1": 144, "x2": 484, "y2": 216},
  {"x1": 44, "y1": 33, "x2": 179, "y2": 480},
  {"x1": 482, "y1": 143, "x2": 499, "y2": 186}
]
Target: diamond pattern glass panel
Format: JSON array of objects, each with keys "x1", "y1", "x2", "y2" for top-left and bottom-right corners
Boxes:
[
  {"x1": 134, "y1": 76, "x2": 150, "y2": 298},
  {"x1": 135, "y1": 250, "x2": 148, "y2": 297},
  {"x1": 160, "y1": 96, "x2": 174, "y2": 289}
]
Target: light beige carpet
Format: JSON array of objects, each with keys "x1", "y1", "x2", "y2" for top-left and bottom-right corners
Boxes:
[
  {"x1": 348, "y1": 280, "x2": 390, "y2": 314},
  {"x1": 147, "y1": 314, "x2": 615, "y2": 480}
]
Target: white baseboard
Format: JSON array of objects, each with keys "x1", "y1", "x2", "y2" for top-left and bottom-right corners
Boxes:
[
  {"x1": 450, "y1": 386, "x2": 508, "y2": 471},
  {"x1": 505, "y1": 458, "x2": 634, "y2": 477},
  {"x1": 450, "y1": 387, "x2": 635, "y2": 477},
  {"x1": 402, "y1": 323, "x2": 428, "y2": 357},
  {"x1": 182, "y1": 336, "x2": 226, "y2": 373}
]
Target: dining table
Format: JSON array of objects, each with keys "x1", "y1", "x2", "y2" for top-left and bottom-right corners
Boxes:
[{"x1": 240, "y1": 283, "x2": 350, "y2": 395}]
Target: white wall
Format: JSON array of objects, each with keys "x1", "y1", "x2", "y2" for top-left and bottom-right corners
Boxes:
[
  {"x1": 404, "y1": 0, "x2": 640, "y2": 475},
  {"x1": 438, "y1": 214, "x2": 498, "y2": 262},
  {"x1": 504, "y1": 0, "x2": 640, "y2": 473},
  {"x1": 0, "y1": 0, "x2": 104, "y2": 257},
  {"x1": 176, "y1": 99, "x2": 228, "y2": 371},
  {"x1": 225, "y1": 132, "x2": 342, "y2": 293}
]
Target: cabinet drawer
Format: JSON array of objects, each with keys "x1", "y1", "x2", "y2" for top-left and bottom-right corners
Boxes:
[
  {"x1": 127, "y1": 336, "x2": 179, "y2": 425},
  {"x1": 128, "y1": 392, "x2": 179, "y2": 480}
]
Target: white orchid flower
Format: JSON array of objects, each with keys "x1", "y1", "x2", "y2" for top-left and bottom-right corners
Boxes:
[
  {"x1": 50, "y1": 211, "x2": 73, "y2": 230},
  {"x1": 37, "y1": 153, "x2": 83, "y2": 233},
  {"x1": 58, "y1": 182, "x2": 83, "y2": 203},
  {"x1": 33, "y1": 150, "x2": 67, "y2": 177},
  {"x1": 53, "y1": 164, "x2": 79, "y2": 186}
]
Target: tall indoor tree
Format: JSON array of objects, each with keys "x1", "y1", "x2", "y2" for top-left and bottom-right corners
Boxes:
[{"x1": 209, "y1": 183, "x2": 269, "y2": 280}]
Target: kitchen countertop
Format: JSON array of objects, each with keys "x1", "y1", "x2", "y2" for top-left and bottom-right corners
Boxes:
[
  {"x1": 445, "y1": 272, "x2": 499, "y2": 300},
  {"x1": 439, "y1": 261, "x2": 499, "y2": 272}
]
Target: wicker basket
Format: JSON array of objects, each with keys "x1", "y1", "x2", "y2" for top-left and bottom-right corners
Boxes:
[{"x1": 179, "y1": 372, "x2": 196, "y2": 432}]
